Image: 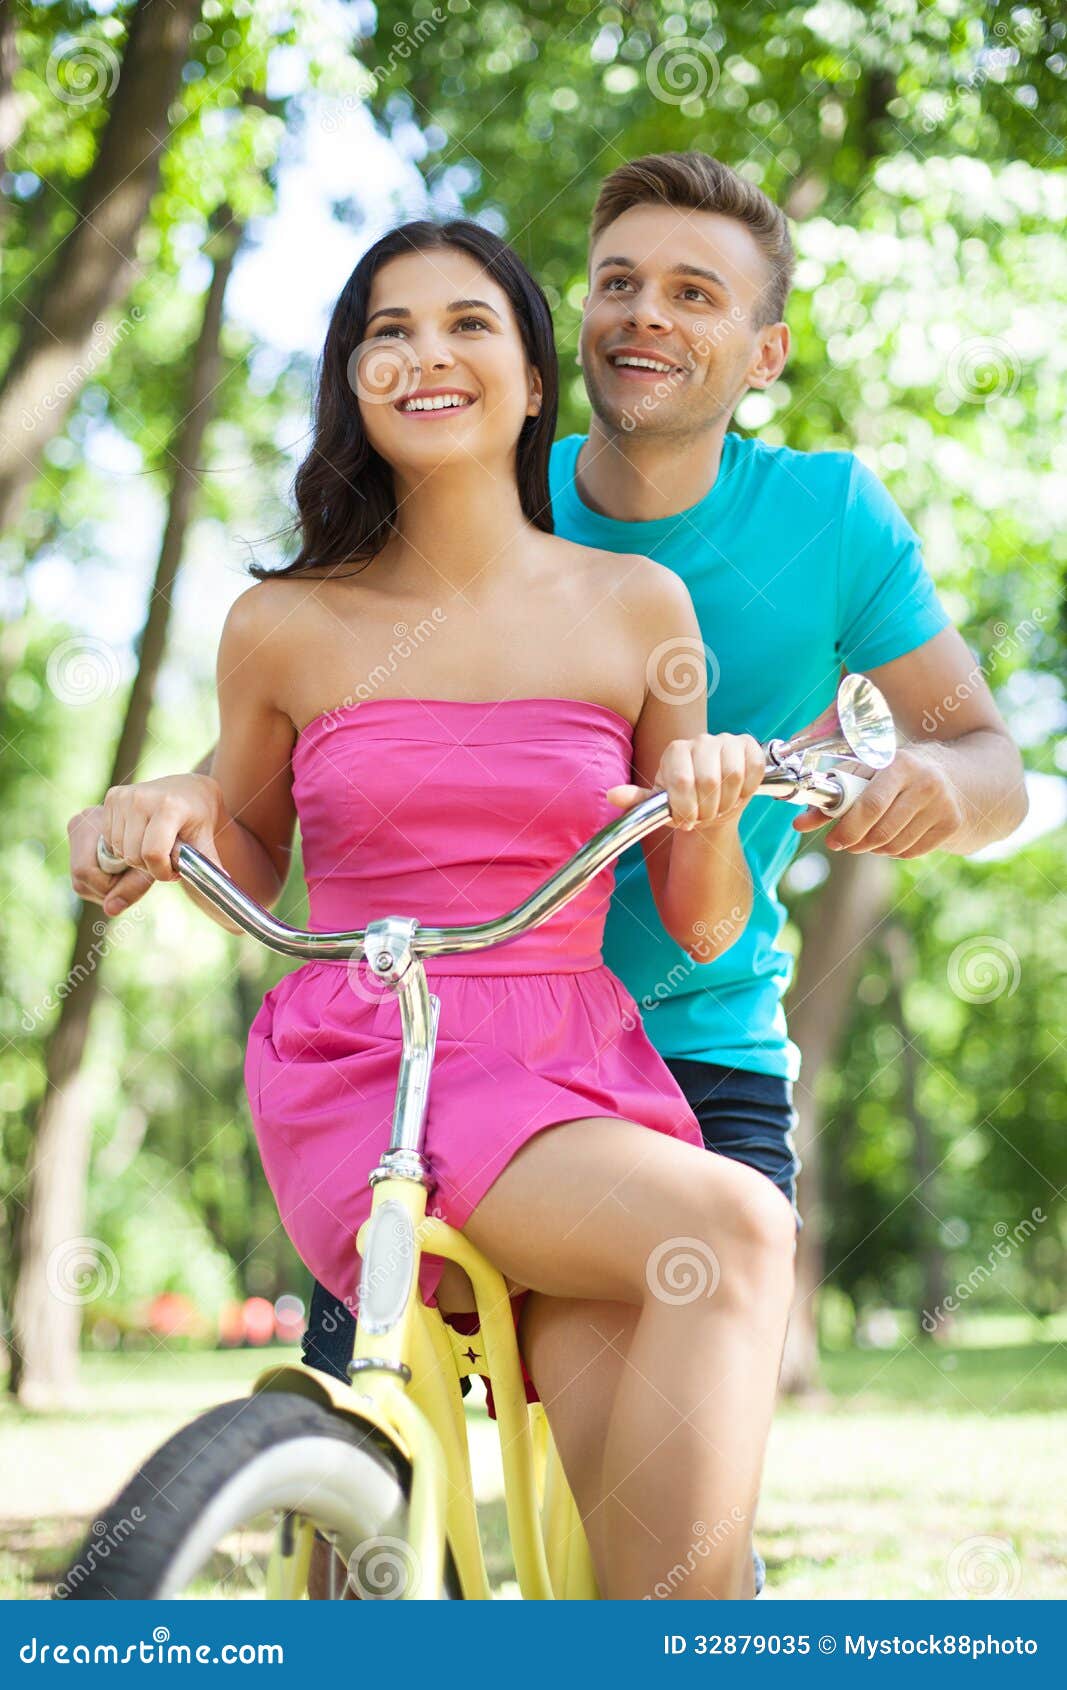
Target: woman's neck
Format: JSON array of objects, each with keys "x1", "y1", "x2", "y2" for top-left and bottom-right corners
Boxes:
[{"x1": 385, "y1": 462, "x2": 535, "y2": 593}]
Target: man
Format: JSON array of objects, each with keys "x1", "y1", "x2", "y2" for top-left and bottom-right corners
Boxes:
[{"x1": 69, "y1": 152, "x2": 1026, "y2": 1596}]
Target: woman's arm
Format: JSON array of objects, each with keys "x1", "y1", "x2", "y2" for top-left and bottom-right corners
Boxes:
[
  {"x1": 101, "y1": 585, "x2": 299, "y2": 934},
  {"x1": 605, "y1": 562, "x2": 763, "y2": 963}
]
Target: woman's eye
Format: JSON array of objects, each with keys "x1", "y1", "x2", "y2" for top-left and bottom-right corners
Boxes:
[
  {"x1": 455, "y1": 316, "x2": 490, "y2": 331},
  {"x1": 375, "y1": 324, "x2": 406, "y2": 338}
]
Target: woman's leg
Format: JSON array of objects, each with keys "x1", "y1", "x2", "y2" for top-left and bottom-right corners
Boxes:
[
  {"x1": 519, "y1": 1065, "x2": 800, "y2": 1598},
  {"x1": 457, "y1": 1115, "x2": 796, "y2": 1600},
  {"x1": 517, "y1": 1291, "x2": 637, "y2": 1584},
  {"x1": 519, "y1": 1295, "x2": 767, "y2": 1598}
]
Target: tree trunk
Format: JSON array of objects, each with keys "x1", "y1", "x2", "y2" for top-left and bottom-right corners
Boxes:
[
  {"x1": 8, "y1": 212, "x2": 243, "y2": 1406},
  {"x1": 0, "y1": 0, "x2": 202, "y2": 536},
  {"x1": 0, "y1": 0, "x2": 22, "y2": 184},
  {"x1": 778, "y1": 850, "x2": 894, "y2": 1396}
]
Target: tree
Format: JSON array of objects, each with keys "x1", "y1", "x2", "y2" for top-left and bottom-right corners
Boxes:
[
  {"x1": 0, "y1": 0, "x2": 203, "y2": 535},
  {"x1": 8, "y1": 207, "x2": 244, "y2": 1405}
]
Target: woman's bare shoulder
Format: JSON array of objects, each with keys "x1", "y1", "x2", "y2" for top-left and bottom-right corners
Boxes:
[
  {"x1": 220, "y1": 569, "x2": 354, "y2": 654},
  {"x1": 547, "y1": 536, "x2": 694, "y2": 622}
]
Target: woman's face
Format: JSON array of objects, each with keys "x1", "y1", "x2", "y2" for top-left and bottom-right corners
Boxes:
[{"x1": 351, "y1": 246, "x2": 543, "y2": 482}]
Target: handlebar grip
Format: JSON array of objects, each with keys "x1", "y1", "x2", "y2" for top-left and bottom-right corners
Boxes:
[
  {"x1": 821, "y1": 769, "x2": 871, "y2": 819},
  {"x1": 97, "y1": 835, "x2": 128, "y2": 875}
]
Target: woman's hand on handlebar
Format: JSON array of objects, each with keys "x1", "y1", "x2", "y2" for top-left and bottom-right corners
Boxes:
[
  {"x1": 100, "y1": 774, "x2": 226, "y2": 895},
  {"x1": 69, "y1": 803, "x2": 155, "y2": 918},
  {"x1": 605, "y1": 733, "x2": 765, "y2": 834}
]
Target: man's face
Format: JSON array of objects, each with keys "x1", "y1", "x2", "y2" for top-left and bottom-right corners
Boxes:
[{"x1": 579, "y1": 203, "x2": 786, "y2": 437}]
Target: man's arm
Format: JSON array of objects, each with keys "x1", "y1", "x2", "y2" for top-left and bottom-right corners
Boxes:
[{"x1": 794, "y1": 627, "x2": 1027, "y2": 857}]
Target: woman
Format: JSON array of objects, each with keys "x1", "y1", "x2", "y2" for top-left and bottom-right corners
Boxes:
[{"x1": 99, "y1": 220, "x2": 796, "y2": 1600}]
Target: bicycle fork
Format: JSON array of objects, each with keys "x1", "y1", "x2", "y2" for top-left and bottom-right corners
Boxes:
[{"x1": 346, "y1": 918, "x2": 568, "y2": 1599}]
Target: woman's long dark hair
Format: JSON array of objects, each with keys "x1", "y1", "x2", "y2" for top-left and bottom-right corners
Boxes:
[{"x1": 250, "y1": 220, "x2": 559, "y2": 580}]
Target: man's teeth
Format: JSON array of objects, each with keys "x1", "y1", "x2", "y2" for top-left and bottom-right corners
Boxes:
[
  {"x1": 611, "y1": 355, "x2": 675, "y2": 373},
  {"x1": 400, "y1": 394, "x2": 472, "y2": 411}
]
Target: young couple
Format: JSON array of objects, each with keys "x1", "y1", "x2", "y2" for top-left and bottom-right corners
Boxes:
[{"x1": 72, "y1": 151, "x2": 1025, "y2": 1600}]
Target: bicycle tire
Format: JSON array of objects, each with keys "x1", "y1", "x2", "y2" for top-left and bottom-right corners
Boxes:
[{"x1": 56, "y1": 1393, "x2": 462, "y2": 1599}]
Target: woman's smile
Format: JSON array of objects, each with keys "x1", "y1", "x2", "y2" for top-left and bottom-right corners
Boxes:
[{"x1": 395, "y1": 386, "x2": 479, "y2": 416}]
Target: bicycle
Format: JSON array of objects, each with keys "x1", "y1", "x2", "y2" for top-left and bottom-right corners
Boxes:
[{"x1": 59, "y1": 675, "x2": 894, "y2": 1600}]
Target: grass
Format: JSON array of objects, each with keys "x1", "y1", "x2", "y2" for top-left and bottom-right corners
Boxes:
[{"x1": 2, "y1": 1330, "x2": 1064, "y2": 1601}]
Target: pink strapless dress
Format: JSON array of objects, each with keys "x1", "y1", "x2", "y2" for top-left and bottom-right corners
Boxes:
[{"x1": 244, "y1": 696, "x2": 704, "y2": 1348}]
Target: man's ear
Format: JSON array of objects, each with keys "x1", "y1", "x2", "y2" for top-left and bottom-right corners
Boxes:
[{"x1": 745, "y1": 322, "x2": 790, "y2": 390}]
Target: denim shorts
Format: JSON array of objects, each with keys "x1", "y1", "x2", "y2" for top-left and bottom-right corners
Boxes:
[{"x1": 299, "y1": 1059, "x2": 801, "y2": 1384}]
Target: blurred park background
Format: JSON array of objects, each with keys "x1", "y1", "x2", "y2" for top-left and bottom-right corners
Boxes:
[{"x1": 1, "y1": 0, "x2": 1064, "y2": 1598}]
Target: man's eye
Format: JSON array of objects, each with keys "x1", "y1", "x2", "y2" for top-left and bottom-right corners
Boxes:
[
  {"x1": 681, "y1": 287, "x2": 711, "y2": 303},
  {"x1": 604, "y1": 276, "x2": 633, "y2": 292}
]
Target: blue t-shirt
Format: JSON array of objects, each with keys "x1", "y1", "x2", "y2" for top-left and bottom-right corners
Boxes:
[{"x1": 549, "y1": 431, "x2": 950, "y2": 1080}]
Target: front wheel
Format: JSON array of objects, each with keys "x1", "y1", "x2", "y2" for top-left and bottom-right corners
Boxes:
[{"x1": 56, "y1": 1393, "x2": 461, "y2": 1599}]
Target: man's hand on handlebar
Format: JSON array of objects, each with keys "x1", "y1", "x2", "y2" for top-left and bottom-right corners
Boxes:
[
  {"x1": 791, "y1": 745, "x2": 964, "y2": 857},
  {"x1": 605, "y1": 733, "x2": 765, "y2": 834}
]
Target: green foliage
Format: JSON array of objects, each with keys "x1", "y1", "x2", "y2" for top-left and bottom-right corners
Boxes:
[{"x1": 1, "y1": 0, "x2": 1063, "y2": 1335}]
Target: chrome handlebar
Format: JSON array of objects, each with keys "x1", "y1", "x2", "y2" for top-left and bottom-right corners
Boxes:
[{"x1": 95, "y1": 767, "x2": 869, "y2": 960}]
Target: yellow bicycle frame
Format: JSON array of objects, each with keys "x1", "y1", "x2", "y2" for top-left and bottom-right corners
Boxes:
[{"x1": 253, "y1": 1166, "x2": 599, "y2": 1600}]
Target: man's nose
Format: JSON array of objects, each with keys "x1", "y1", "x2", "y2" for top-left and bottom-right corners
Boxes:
[{"x1": 623, "y1": 289, "x2": 673, "y2": 334}]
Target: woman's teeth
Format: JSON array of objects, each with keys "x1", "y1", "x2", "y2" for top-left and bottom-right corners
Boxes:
[{"x1": 399, "y1": 394, "x2": 473, "y2": 412}]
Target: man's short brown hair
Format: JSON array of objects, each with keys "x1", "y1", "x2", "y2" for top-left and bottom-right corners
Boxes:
[{"x1": 591, "y1": 151, "x2": 795, "y2": 327}]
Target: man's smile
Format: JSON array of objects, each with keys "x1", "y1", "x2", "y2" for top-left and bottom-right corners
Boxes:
[{"x1": 604, "y1": 344, "x2": 686, "y2": 380}]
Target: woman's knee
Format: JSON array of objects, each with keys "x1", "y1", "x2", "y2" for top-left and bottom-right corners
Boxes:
[{"x1": 692, "y1": 1160, "x2": 797, "y2": 1308}]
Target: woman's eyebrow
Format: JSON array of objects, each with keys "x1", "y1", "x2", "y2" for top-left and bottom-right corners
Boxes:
[{"x1": 366, "y1": 298, "x2": 502, "y2": 328}]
